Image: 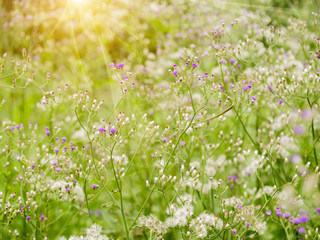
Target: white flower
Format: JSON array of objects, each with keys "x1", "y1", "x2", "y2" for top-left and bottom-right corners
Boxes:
[{"x1": 86, "y1": 223, "x2": 102, "y2": 237}]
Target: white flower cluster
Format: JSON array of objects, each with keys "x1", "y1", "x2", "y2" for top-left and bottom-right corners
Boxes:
[
  {"x1": 165, "y1": 204, "x2": 194, "y2": 227},
  {"x1": 58, "y1": 224, "x2": 109, "y2": 240},
  {"x1": 139, "y1": 215, "x2": 167, "y2": 235},
  {"x1": 189, "y1": 213, "x2": 224, "y2": 238}
]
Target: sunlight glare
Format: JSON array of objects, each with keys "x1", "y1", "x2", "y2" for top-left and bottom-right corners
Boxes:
[{"x1": 70, "y1": 0, "x2": 88, "y2": 6}]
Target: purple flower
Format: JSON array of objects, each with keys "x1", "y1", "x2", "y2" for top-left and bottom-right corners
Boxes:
[
  {"x1": 243, "y1": 86, "x2": 249, "y2": 91},
  {"x1": 54, "y1": 148, "x2": 59, "y2": 154},
  {"x1": 26, "y1": 216, "x2": 31, "y2": 221},
  {"x1": 46, "y1": 131, "x2": 51, "y2": 136},
  {"x1": 40, "y1": 213, "x2": 45, "y2": 220},
  {"x1": 245, "y1": 222, "x2": 250, "y2": 227},
  {"x1": 109, "y1": 63, "x2": 115, "y2": 67},
  {"x1": 266, "y1": 210, "x2": 272, "y2": 216},
  {"x1": 172, "y1": 70, "x2": 178, "y2": 76},
  {"x1": 228, "y1": 175, "x2": 238, "y2": 181},
  {"x1": 180, "y1": 141, "x2": 186, "y2": 146},
  {"x1": 276, "y1": 211, "x2": 282, "y2": 217},
  {"x1": 116, "y1": 63, "x2": 124, "y2": 69},
  {"x1": 279, "y1": 99, "x2": 284, "y2": 105},
  {"x1": 229, "y1": 59, "x2": 235, "y2": 64},
  {"x1": 231, "y1": 229, "x2": 237, "y2": 234},
  {"x1": 237, "y1": 64, "x2": 242, "y2": 69},
  {"x1": 192, "y1": 63, "x2": 198, "y2": 68},
  {"x1": 293, "y1": 218, "x2": 301, "y2": 225},
  {"x1": 162, "y1": 137, "x2": 168, "y2": 143},
  {"x1": 297, "y1": 227, "x2": 305, "y2": 234},
  {"x1": 173, "y1": 64, "x2": 177, "y2": 68},
  {"x1": 66, "y1": 188, "x2": 70, "y2": 193},
  {"x1": 92, "y1": 184, "x2": 99, "y2": 189},
  {"x1": 219, "y1": 59, "x2": 226, "y2": 64},
  {"x1": 98, "y1": 127, "x2": 106, "y2": 133},
  {"x1": 110, "y1": 127, "x2": 117, "y2": 134},
  {"x1": 251, "y1": 96, "x2": 256, "y2": 102},
  {"x1": 316, "y1": 207, "x2": 320, "y2": 214},
  {"x1": 283, "y1": 212, "x2": 291, "y2": 218},
  {"x1": 299, "y1": 215, "x2": 309, "y2": 223},
  {"x1": 294, "y1": 125, "x2": 305, "y2": 135}
]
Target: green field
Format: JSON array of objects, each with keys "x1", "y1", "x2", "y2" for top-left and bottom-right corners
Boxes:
[{"x1": 0, "y1": 0, "x2": 320, "y2": 239}]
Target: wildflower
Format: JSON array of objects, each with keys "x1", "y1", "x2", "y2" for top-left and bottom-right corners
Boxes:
[
  {"x1": 232, "y1": 229, "x2": 237, "y2": 234},
  {"x1": 251, "y1": 96, "x2": 256, "y2": 102},
  {"x1": 116, "y1": 63, "x2": 124, "y2": 69},
  {"x1": 279, "y1": 99, "x2": 284, "y2": 105},
  {"x1": 297, "y1": 227, "x2": 305, "y2": 234},
  {"x1": 316, "y1": 207, "x2": 320, "y2": 214},
  {"x1": 283, "y1": 212, "x2": 291, "y2": 218},
  {"x1": 266, "y1": 210, "x2": 271, "y2": 216},
  {"x1": 172, "y1": 70, "x2": 178, "y2": 76},
  {"x1": 229, "y1": 59, "x2": 235, "y2": 64},
  {"x1": 92, "y1": 184, "x2": 99, "y2": 189},
  {"x1": 109, "y1": 63, "x2": 115, "y2": 67},
  {"x1": 293, "y1": 218, "x2": 301, "y2": 225},
  {"x1": 180, "y1": 141, "x2": 186, "y2": 146},
  {"x1": 294, "y1": 125, "x2": 305, "y2": 135},
  {"x1": 110, "y1": 127, "x2": 117, "y2": 134},
  {"x1": 162, "y1": 137, "x2": 168, "y2": 142},
  {"x1": 40, "y1": 213, "x2": 45, "y2": 220},
  {"x1": 98, "y1": 127, "x2": 106, "y2": 133},
  {"x1": 26, "y1": 216, "x2": 31, "y2": 221},
  {"x1": 192, "y1": 63, "x2": 197, "y2": 68},
  {"x1": 299, "y1": 215, "x2": 309, "y2": 223}
]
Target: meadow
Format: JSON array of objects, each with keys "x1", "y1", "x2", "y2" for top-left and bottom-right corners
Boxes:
[{"x1": 0, "y1": 0, "x2": 320, "y2": 239}]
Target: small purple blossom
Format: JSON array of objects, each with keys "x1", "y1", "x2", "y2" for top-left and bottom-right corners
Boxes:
[
  {"x1": 92, "y1": 184, "x2": 99, "y2": 189},
  {"x1": 54, "y1": 148, "x2": 59, "y2": 154},
  {"x1": 172, "y1": 70, "x2": 178, "y2": 76},
  {"x1": 266, "y1": 210, "x2": 272, "y2": 216},
  {"x1": 294, "y1": 125, "x2": 305, "y2": 135},
  {"x1": 110, "y1": 127, "x2": 117, "y2": 134},
  {"x1": 293, "y1": 218, "x2": 301, "y2": 225},
  {"x1": 297, "y1": 227, "x2": 305, "y2": 234},
  {"x1": 299, "y1": 215, "x2": 309, "y2": 223},
  {"x1": 276, "y1": 211, "x2": 282, "y2": 217},
  {"x1": 180, "y1": 141, "x2": 186, "y2": 146},
  {"x1": 109, "y1": 63, "x2": 115, "y2": 67},
  {"x1": 316, "y1": 207, "x2": 320, "y2": 214},
  {"x1": 231, "y1": 229, "x2": 237, "y2": 234},
  {"x1": 243, "y1": 86, "x2": 249, "y2": 91},
  {"x1": 98, "y1": 127, "x2": 106, "y2": 133},
  {"x1": 192, "y1": 63, "x2": 198, "y2": 68},
  {"x1": 26, "y1": 216, "x2": 31, "y2": 221},
  {"x1": 245, "y1": 222, "x2": 250, "y2": 227},
  {"x1": 229, "y1": 59, "x2": 235, "y2": 64},
  {"x1": 116, "y1": 63, "x2": 124, "y2": 69},
  {"x1": 279, "y1": 99, "x2": 284, "y2": 105},
  {"x1": 162, "y1": 137, "x2": 168, "y2": 143},
  {"x1": 283, "y1": 212, "x2": 291, "y2": 218},
  {"x1": 251, "y1": 96, "x2": 256, "y2": 102},
  {"x1": 40, "y1": 213, "x2": 45, "y2": 220}
]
